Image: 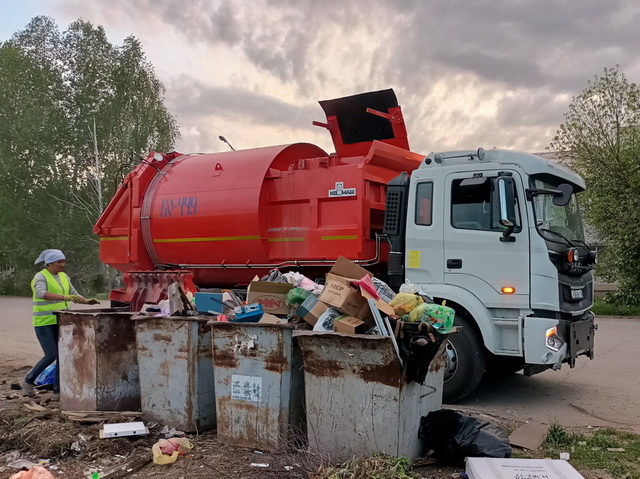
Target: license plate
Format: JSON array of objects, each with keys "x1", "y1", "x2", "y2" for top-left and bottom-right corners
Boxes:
[{"x1": 571, "y1": 289, "x2": 584, "y2": 299}]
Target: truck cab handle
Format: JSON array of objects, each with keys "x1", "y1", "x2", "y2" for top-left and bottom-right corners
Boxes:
[{"x1": 447, "y1": 259, "x2": 463, "y2": 269}]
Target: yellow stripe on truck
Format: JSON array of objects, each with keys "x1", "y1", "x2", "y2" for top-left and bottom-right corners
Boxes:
[
  {"x1": 267, "y1": 237, "x2": 305, "y2": 242},
  {"x1": 100, "y1": 236, "x2": 128, "y2": 241},
  {"x1": 153, "y1": 235, "x2": 261, "y2": 243},
  {"x1": 320, "y1": 235, "x2": 358, "y2": 240}
]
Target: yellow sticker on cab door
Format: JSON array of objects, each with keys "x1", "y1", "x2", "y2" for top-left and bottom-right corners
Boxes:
[{"x1": 408, "y1": 250, "x2": 421, "y2": 268}]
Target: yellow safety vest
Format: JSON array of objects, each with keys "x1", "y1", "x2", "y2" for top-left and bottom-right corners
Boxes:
[{"x1": 31, "y1": 269, "x2": 70, "y2": 326}]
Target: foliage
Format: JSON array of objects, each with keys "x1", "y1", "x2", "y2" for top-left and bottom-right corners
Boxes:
[
  {"x1": 312, "y1": 453, "x2": 420, "y2": 479},
  {"x1": 551, "y1": 67, "x2": 640, "y2": 305},
  {"x1": 0, "y1": 17, "x2": 179, "y2": 295},
  {"x1": 538, "y1": 424, "x2": 640, "y2": 478},
  {"x1": 592, "y1": 297, "x2": 640, "y2": 316}
]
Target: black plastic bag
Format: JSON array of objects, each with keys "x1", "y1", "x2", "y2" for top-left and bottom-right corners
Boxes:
[
  {"x1": 419, "y1": 409, "x2": 512, "y2": 465},
  {"x1": 387, "y1": 318, "x2": 448, "y2": 384}
]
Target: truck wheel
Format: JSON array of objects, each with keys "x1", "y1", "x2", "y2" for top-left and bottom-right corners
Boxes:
[{"x1": 442, "y1": 316, "x2": 485, "y2": 403}]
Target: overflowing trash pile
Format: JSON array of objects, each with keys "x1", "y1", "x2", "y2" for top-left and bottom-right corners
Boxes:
[{"x1": 147, "y1": 256, "x2": 456, "y2": 385}]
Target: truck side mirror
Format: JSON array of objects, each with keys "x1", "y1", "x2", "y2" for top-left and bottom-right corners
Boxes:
[
  {"x1": 497, "y1": 176, "x2": 517, "y2": 242},
  {"x1": 552, "y1": 183, "x2": 574, "y2": 207}
]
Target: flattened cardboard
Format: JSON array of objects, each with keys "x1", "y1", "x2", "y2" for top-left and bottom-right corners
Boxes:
[
  {"x1": 328, "y1": 256, "x2": 373, "y2": 280},
  {"x1": 259, "y1": 313, "x2": 287, "y2": 325},
  {"x1": 509, "y1": 422, "x2": 548, "y2": 450},
  {"x1": 247, "y1": 281, "x2": 293, "y2": 315},
  {"x1": 466, "y1": 457, "x2": 584, "y2": 479},
  {"x1": 334, "y1": 315, "x2": 367, "y2": 334}
]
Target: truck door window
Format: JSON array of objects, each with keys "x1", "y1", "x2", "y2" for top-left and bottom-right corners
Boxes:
[
  {"x1": 415, "y1": 182, "x2": 433, "y2": 226},
  {"x1": 451, "y1": 177, "x2": 521, "y2": 232}
]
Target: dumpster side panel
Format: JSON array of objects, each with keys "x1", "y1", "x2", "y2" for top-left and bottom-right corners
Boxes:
[
  {"x1": 212, "y1": 323, "x2": 303, "y2": 451},
  {"x1": 298, "y1": 332, "x2": 442, "y2": 463},
  {"x1": 136, "y1": 318, "x2": 215, "y2": 432},
  {"x1": 59, "y1": 314, "x2": 97, "y2": 411},
  {"x1": 297, "y1": 333, "x2": 405, "y2": 463},
  {"x1": 95, "y1": 316, "x2": 140, "y2": 411}
]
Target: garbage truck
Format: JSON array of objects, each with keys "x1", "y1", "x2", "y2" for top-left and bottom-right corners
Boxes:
[{"x1": 94, "y1": 89, "x2": 597, "y2": 402}]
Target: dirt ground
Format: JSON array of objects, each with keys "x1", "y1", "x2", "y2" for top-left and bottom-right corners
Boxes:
[
  {"x1": 0, "y1": 365, "x2": 469, "y2": 479},
  {"x1": 1, "y1": 295, "x2": 634, "y2": 478}
]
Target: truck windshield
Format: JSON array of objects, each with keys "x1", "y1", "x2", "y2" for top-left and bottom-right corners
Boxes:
[{"x1": 530, "y1": 176, "x2": 585, "y2": 245}]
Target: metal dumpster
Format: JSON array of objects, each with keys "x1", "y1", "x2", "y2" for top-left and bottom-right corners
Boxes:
[
  {"x1": 57, "y1": 309, "x2": 139, "y2": 411},
  {"x1": 210, "y1": 322, "x2": 305, "y2": 451},
  {"x1": 134, "y1": 316, "x2": 216, "y2": 432},
  {"x1": 296, "y1": 331, "x2": 445, "y2": 463}
]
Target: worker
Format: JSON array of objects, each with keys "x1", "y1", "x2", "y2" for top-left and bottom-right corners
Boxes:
[{"x1": 21, "y1": 249, "x2": 89, "y2": 399}]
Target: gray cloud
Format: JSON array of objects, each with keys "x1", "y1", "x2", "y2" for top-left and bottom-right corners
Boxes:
[
  {"x1": 165, "y1": 76, "x2": 319, "y2": 127},
  {"x1": 42, "y1": 0, "x2": 640, "y2": 153}
]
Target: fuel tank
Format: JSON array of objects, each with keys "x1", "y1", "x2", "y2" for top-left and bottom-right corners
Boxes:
[{"x1": 94, "y1": 89, "x2": 424, "y2": 287}]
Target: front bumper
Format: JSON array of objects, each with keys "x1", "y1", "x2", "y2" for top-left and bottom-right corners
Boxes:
[{"x1": 523, "y1": 312, "x2": 596, "y2": 368}]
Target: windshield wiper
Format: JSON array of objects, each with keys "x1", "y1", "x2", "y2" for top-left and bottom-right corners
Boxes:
[{"x1": 538, "y1": 227, "x2": 575, "y2": 246}]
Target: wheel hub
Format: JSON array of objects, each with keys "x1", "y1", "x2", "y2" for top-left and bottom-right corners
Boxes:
[{"x1": 443, "y1": 340, "x2": 458, "y2": 382}]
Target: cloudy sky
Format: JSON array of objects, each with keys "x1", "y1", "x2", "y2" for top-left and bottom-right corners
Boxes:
[{"x1": 2, "y1": 1, "x2": 640, "y2": 156}]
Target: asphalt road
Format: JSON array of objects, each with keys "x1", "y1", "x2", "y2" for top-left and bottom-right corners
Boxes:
[
  {"x1": 456, "y1": 315, "x2": 640, "y2": 432},
  {"x1": 2, "y1": 295, "x2": 639, "y2": 432}
]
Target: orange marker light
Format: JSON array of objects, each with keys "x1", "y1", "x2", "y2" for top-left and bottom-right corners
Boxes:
[{"x1": 501, "y1": 286, "x2": 516, "y2": 294}]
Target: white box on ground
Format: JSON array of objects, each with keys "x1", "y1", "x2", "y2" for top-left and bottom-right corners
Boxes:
[
  {"x1": 100, "y1": 421, "x2": 149, "y2": 438},
  {"x1": 466, "y1": 457, "x2": 584, "y2": 479}
]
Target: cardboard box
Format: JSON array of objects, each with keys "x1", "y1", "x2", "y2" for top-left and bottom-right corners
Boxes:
[
  {"x1": 296, "y1": 294, "x2": 330, "y2": 326},
  {"x1": 246, "y1": 281, "x2": 293, "y2": 315},
  {"x1": 334, "y1": 315, "x2": 367, "y2": 334},
  {"x1": 466, "y1": 458, "x2": 584, "y2": 479},
  {"x1": 319, "y1": 273, "x2": 369, "y2": 318},
  {"x1": 318, "y1": 257, "x2": 395, "y2": 324}
]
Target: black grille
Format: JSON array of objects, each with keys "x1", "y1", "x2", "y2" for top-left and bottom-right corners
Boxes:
[{"x1": 384, "y1": 190, "x2": 402, "y2": 235}]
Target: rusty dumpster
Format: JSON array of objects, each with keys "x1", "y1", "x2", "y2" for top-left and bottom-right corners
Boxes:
[
  {"x1": 210, "y1": 322, "x2": 305, "y2": 452},
  {"x1": 57, "y1": 309, "x2": 139, "y2": 411},
  {"x1": 134, "y1": 316, "x2": 216, "y2": 432},
  {"x1": 295, "y1": 331, "x2": 444, "y2": 463}
]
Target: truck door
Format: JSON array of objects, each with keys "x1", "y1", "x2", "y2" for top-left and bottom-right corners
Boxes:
[{"x1": 443, "y1": 172, "x2": 530, "y2": 309}]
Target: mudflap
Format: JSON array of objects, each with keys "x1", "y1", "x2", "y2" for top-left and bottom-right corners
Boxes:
[{"x1": 567, "y1": 314, "x2": 596, "y2": 367}]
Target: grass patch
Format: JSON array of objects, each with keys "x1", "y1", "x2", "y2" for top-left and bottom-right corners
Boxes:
[
  {"x1": 529, "y1": 424, "x2": 640, "y2": 478},
  {"x1": 592, "y1": 298, "x2": 640, "y2": 316},
  {"x1": 312, "y1": 453, "x2": 420, "y2": 479}
]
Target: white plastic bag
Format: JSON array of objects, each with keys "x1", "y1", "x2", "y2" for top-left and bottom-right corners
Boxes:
[{"x1": 399, "y1": 280, "x2": 417, "y2": 294}]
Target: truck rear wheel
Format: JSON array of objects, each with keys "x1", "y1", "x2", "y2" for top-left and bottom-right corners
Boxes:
[{"x1": 443, "y1": 316, "x2": 485, "y2": 403}]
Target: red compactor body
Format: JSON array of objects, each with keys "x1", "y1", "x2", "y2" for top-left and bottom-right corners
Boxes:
[{"x1": 93, "y1": 89, "x2": 423, "y2": 303}]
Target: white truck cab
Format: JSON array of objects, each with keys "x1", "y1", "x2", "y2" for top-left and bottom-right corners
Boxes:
[{"x1": 384, "y1": 148, "x2": 597, "y2": 402}]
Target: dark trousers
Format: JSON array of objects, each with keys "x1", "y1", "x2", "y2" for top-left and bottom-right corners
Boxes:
[{"x1": 25, "y1": 324, "x2": 59, "y2": 394}]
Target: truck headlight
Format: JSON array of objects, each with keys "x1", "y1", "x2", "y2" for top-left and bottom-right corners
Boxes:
[{"x1": 545, "y1": 326, "x2": 564, "y2": 352}]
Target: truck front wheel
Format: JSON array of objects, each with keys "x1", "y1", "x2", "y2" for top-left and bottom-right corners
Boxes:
[{"x1": 442, "y1": 316, "x2": 485, "y2": 403}]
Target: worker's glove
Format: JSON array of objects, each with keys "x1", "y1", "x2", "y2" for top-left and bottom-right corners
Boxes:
[{"x1": 63, "y1": 294, "x2": 83, "y2": 303}]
